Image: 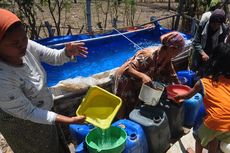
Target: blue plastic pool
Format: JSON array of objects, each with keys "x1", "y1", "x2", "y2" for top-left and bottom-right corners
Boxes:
[{"x1": 37, "y1": 27, "x2": 192, "y2": 87}]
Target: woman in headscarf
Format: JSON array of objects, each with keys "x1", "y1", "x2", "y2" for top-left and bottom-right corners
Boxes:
[
  {"x1": 113, "y1": 31, "x2": 185, "y2": 119},
  {"x1": 0, "y1": 9, "x2": 88, "y2": 153},
  {"x1": 191, "y1": 9, "x2": 228, "y2": 76}
]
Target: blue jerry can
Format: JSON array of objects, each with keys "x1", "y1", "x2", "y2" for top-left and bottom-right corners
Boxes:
[
  {"x1": 112, "y1": 119, "x2": 148, "y2": 153},
  {"x1": 177, "y1": 70, "x2": 196, "y2": 87},
  {"x1": 69, "y1": 124, "x2": 94, "y2": 144},
  {"x1": 75, "y1": 142, "x2": 87, "y2": 153},
  {"x1": 183, "y1": 93, "x2": 203, "y2": 127},
  {"x1": 193, "y1": 100, "x2": 206, "y2": 130}
]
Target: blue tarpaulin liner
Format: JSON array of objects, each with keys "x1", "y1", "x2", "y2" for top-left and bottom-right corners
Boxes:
[
  {"x1": 36, "y1": 26, "x2": 192, "y2": 87},
  {"x1": 36, "y1": 29, "x2": 127, "y2": 49}
]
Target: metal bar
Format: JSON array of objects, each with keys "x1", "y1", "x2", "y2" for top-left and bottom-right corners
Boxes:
[{"x1": 139, "y1": 14, "x2": 178, "y2": 27}]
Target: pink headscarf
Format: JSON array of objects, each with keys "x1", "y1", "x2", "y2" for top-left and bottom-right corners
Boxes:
[
  {"x1": 0, "y1": 9, "x2": 20, "y2": 40},
  {"x1": 160, "y1": 31, "x2": 185, "y2": 49}
]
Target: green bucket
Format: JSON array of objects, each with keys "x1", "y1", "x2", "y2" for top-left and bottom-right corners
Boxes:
[{"x1": 85, "y1": 126, "x2": 127, "y2": 153}]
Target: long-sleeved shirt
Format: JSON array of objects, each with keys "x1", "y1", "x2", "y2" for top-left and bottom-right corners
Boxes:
[
  {"x1": 193, "y1": 21, "x2": 227, "y2": 56},
  {"x1": 0, "y1": 40, "x2": 71, "y2": 124}
]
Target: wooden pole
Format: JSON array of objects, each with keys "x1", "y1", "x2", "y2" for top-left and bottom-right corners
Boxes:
[
  {"x1": 168, "y1": 0, "x2": 171, "y2": 10},
  {"x1": 86, "y1": 0, "x2": 92, "y2": 33},
  {"x1": 174, "y1": 0, "x2": 185, "y2": 30}
]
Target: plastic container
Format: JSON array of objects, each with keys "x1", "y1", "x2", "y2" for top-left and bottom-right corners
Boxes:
[
  {"x1": 166, "y1": 84, "x2": 191, "y2": 101},
  {"x1": 76, "y1": 86, "x2": 122, "y2": 129},
  {"x1": 220, "y1": 141, "x2": 230, "y2": 153},
  {"x1": 183, "y1": 93, "x2": 202, "y2": 127},
  {"x1": 139, "y1": 82, "x2": 164, "y2": 106},
  {"x1": 193, "y1": 101, "x2": 206, "y2": 131},
  {"x1": 85, "y1": 126, "x2": 127, "y2": 153},
  {"x1": 112, "y1": 119, "x2": 148, "y2": 153},
  {"x1": 177, "y1": 70, "x2": 196, "y2": 87},
  {"x1": 157, "y1": 98, "x2": 184, "y2": 139},
  {"x1": 178, "y1": 76, "x2": 188, "y2": 85},
  {"x1": 75, "y1": 142, "x2": 88, "y2": 153},
  {"x1": 69, "y1": 124, "x2": 94, "y2": 144},
  {"x1": 129, "y1": 105, "x2": 170, "y2": 153}
]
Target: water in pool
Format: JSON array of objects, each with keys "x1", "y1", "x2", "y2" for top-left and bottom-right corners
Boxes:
[
  {"x1": 42, "y1": 28, "x2": 192, "y2": 87},
  {"x1": 43, "y1": 29, "x2": 162, "y2": 86}
]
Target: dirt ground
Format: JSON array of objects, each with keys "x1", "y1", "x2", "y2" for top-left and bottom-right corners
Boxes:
[
  {"x1": 0, "y1": 1, "x2": 186, "y2": 153},
  {"x1": 34, "y1": 1, "x2": 179, "y2": 38}
]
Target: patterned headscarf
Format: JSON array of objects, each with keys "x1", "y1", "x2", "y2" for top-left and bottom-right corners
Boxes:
[
  {"x1": 160, "y1": 31, "x2": 185, "y2": 50},
  {"x1": 0, "y1": 9, "x2": 20, "y2": 41}
]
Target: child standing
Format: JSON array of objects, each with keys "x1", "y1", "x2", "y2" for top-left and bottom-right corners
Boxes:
[{"x1": 175, "y1": 43, "x2": 230, "y2": 153}]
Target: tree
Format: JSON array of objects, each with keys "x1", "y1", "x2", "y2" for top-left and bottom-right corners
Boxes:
[
  {"x1": 15, "y1": 0, "x2": 40, "y2": 40},
  {"x1": 123, "y1": 0, "x2": 137, "y2": 26},
  {"x1": 110, "y1": 0, "x2": 122, "y2": 28},
  {"x1": 40, "y1": 0, "x2": 71, "y2": 36}
]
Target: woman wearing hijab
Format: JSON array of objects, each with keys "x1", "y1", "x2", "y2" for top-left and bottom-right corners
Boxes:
[
  {"x1": 113, "y1": 31, "x2": 185, "y2": 119},
  {"x1": 0, "y1": 9, "x2": 88, "y2": 153},
  {"x1": 191, "y1": 9, "x2": 228, "y2": 76}
]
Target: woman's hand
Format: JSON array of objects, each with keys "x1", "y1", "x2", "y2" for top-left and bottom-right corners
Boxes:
[
  {"x1": 174, "y1": 94, "x2": 184, "y2": 102},
  {"x1": 200, "y1": 51, "x2": 209, "y2": 61},
  {"x1": 65, "y1": 42, "x2": 88, "y2": 58},
  {"x1": 55, "y1": 114, "x2": 86, "y2": 124},
  {"x1": 70, "y1": 115, "x2": 86, "y2": 124},
  {"x1": 141, "y1": 74, "x2": 152, "y2": 84}
]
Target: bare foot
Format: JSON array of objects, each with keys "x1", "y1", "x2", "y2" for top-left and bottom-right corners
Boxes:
[{"x1": 186, "y1": 147, "x2": 195, "y2": 153}]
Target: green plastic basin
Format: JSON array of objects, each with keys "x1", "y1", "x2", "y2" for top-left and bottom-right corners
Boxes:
[{"x1": 85, "y1": 126, "x2": 127, "y2": 153}]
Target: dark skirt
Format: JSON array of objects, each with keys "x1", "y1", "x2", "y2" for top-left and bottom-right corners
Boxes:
[{"x1": 0, "y1": 110, "x2": 70, "y2": 153}]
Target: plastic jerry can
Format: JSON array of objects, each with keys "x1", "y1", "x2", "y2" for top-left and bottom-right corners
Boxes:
[
  {"x1": 183, "y1": 93, "x2": 202, "y2": 127},
  {"x1": 69, "y1": 124, "x2": 94, "y2": 144},
  {"x1": 112, "y1": 119, "x2": 148, "y2": 153},
  {"x1": 157, "y1": 98, "x2": 185, "y2": 139},
  {"x1": 178, "y1": 76, "x2": 189, "y2": 85},
  {"x1": 129, "y1": 105, "x2": 170, "y2": 153},
  {"x1": 177, "y1": 70, "x2": 196, "y2": 87},
  {"x1": 193, "y1": 101, "x2": 206, "y2": 131},
  {"x1": 75, "y1": 142, "x2": 88, "y2": 153}
]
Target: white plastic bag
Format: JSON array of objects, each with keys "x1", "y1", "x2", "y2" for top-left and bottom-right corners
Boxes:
[{"x1": 57, "y1": 77, "x2": 98, "y2": 92}]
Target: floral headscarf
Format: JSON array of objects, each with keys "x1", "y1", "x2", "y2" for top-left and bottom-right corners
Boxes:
[{"x1": 160, "y1": 31, "x2": 185, "y2": 50}]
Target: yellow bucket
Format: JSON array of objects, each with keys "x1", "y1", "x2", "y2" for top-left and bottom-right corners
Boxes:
[{"x1": 76, "y1": 86, "x2": 122, "y2": 129}]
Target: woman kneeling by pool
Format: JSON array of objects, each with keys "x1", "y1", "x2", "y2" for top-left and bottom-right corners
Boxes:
[{"x1": 113, "y1": 31, "x2": 185, "y2": 119}]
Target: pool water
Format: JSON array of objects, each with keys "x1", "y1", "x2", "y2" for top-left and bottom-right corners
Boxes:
[{"x1": 41, "y1": 27, "x2": 191, "y2": 86}]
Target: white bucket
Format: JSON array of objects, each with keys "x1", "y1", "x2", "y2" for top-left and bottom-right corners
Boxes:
[
  {"x1": 220, "y1": 141, "x2": 230, "y2": 153},
  {"x1": 138, "y1": 81, "x2": 164, "y2": 106}
]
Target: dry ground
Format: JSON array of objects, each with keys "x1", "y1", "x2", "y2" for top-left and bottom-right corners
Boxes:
[{"x1": 35, "y1": 1, "x2": 179, "y2": 38}]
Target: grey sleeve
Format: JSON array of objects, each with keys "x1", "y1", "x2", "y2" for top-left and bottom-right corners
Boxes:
[
  {"x1": 0, "y1": 80, "x2": 57, "y2": 125},
  {"x1": 27, "y1": 40, "x2": 71, "y2": 65},
  {"x1": 192, "y1": 25, "x2": 204, "y2": 54}
]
